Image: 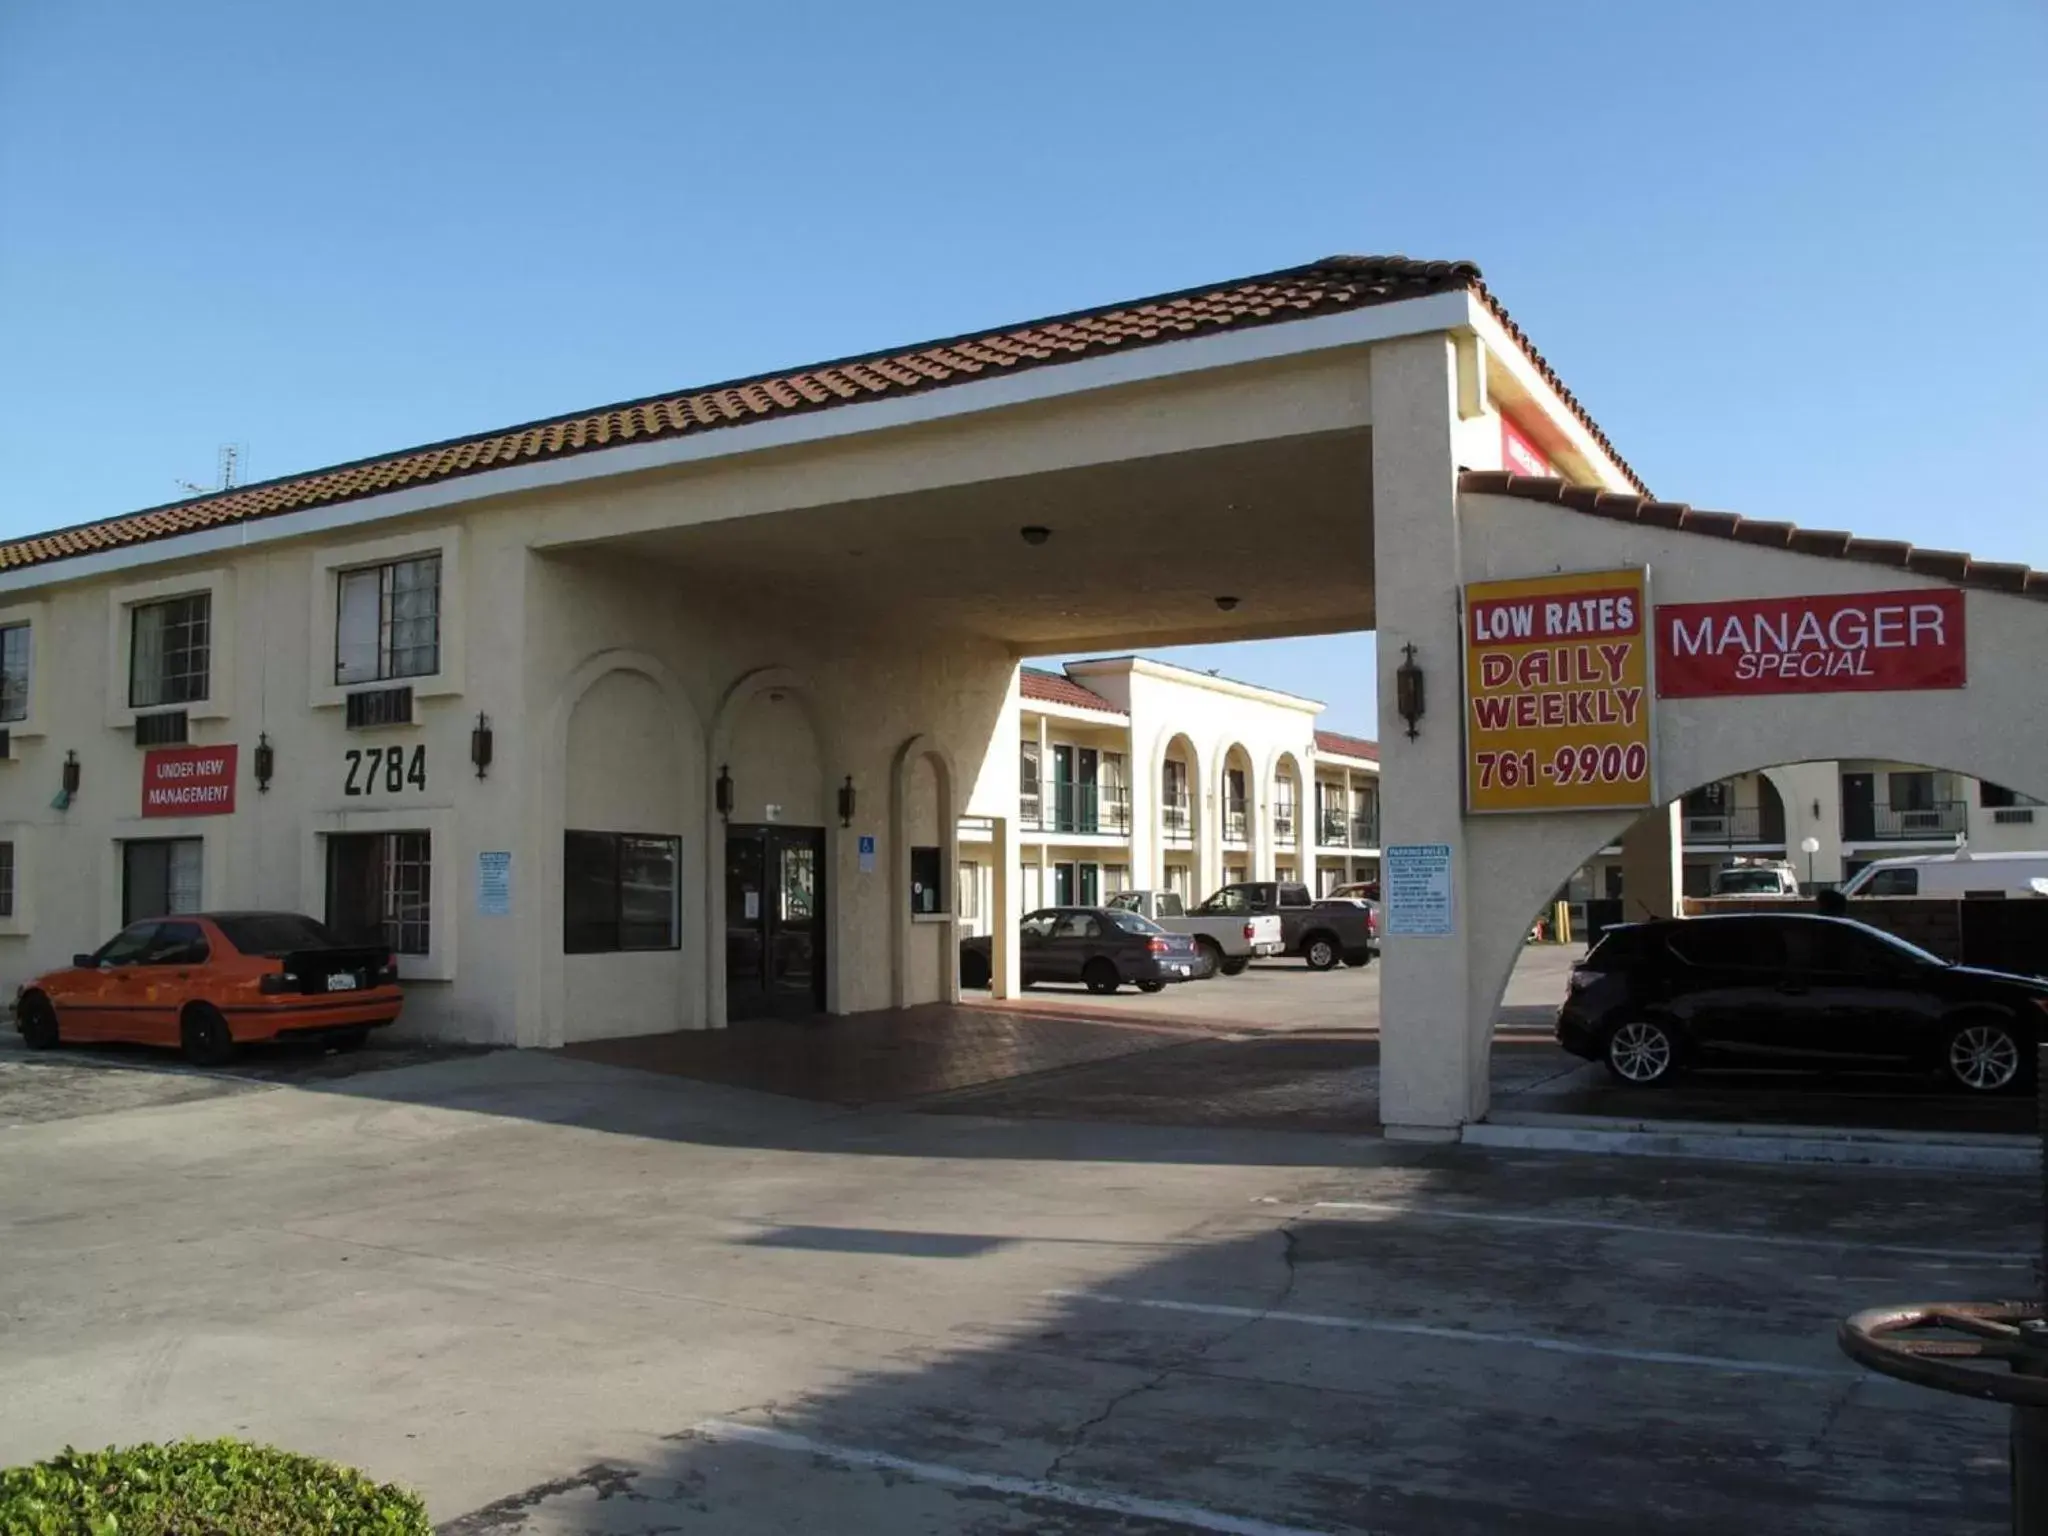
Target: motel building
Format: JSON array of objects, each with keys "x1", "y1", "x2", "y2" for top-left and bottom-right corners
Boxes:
[
  {"x1": 952, "y1": 658, "x2": 1382, "y2": 934},
  {"x1": 0, "y1": 254, "x2": 2044, "y2": 1139}
]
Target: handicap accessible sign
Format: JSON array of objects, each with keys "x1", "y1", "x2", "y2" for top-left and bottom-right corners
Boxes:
[{"x1": 1384, "y1": 844, "x2": 1453, "y2": 937}]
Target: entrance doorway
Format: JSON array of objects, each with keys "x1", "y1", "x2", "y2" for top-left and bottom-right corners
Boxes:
[{"x1": 725, "y1": 824, "x2": 826, "y2": 1019}]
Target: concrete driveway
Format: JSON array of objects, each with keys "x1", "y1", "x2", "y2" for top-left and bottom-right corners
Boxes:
[{"x1": 0, "y1": 1049, "x2": 2020, "y2": 1533}]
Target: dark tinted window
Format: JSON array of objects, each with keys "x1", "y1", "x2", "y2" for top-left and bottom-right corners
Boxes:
[
  {"x1": 1863, "y1": 867, "x2": 1919, "y2": 896},
  {"x1": 144, "y1": 920, "x2": 210, "y2": 965},
  {"x1": 1278, "y1": 884, "x2": 1313, "y2": 907},
  {"x1": 1198, "y1": 889, "x2": 1251, "y2": 915},
  {"x1": 213, "y1": 914, "x2": 340, "y2": 955},
  {"x1": 95, "y1": 923, "x2": 160, "y2": 966},
  {"x1": 1107, "y1": 911, "x2": 1162, "y2": 935},
  {"x1": 1666, "y1": 920, "x2": 1789, "y2": 970},
  {"x1": 1801, "y1": 920, "x2": 1913, "y2": 974},
  {"x1": 565, "y1": 831, "x2": 680, "y2": 953},
  {"x1": 1582, "y1": 925, "x2": 1656, "y2": 970}
]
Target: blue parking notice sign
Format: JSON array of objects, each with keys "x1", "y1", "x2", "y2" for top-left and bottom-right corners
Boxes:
[{"x1": 1384, "y1": 844, "x2": 1453, "y2": 937}]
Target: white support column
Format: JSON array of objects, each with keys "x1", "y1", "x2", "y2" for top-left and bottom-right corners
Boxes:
[
  {"x1": 989, "y1": 814, "x2": 1019, "y2": 998},
  {"x1": 1373, "y1": 333, "x2": 1481, "y2": 1141},
  {"x1": 1620, "y1": 802, "x2": 1684, "y2": 920}
]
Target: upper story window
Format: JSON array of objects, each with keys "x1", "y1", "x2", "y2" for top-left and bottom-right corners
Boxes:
[
  {"x1": 0, "y1": 624, "x2": 28, "y2": 723},
  {"x1": 336, "y1": 555, "x2": 441, "y2": 685},
  {"x1": 130, "y1": 594, "x2": 211, "y2": 708}
]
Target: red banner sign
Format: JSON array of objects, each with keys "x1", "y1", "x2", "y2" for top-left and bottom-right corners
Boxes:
[
  {"x1": 142, "y1": 745, "x2": 238, "y2": 817},
  {"x1": 1501, "y1": 415, "x2": 1552, "y2": 478},
  {"x1": 1655, "y1": 589, "x2": 1965, "y2": 698}
]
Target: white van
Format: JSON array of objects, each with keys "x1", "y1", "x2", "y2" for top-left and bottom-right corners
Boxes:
[{"x1": 1839, "y1": 850, "x2": 2048, "y2": 900}]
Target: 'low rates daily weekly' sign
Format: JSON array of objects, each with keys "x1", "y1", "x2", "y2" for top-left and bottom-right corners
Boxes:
[{"x1": 1463, "y1": 568, "x2": 1656, "y2": 815}]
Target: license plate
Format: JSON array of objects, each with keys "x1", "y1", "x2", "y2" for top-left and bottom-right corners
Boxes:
[
  {"x1": 326, "y1": 972, "x2": 360, "y2": 991},
  {"x1": 1171, "y1": 964, "x2": 1189, "y2": 976}
]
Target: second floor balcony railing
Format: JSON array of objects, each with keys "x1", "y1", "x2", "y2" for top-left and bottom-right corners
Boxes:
[
  {"x1": 1161, "y1": 793, "x2": 1193, "y2": 841},
  {"x1": 1023, "y1": 779, "x2": 1131, "y2": 836},
  {"x1": 1852, "y1": 801, "x2": 1969, "y2": 842},
  {"x1": 1223, "y1": 800, "x2": 1249, "y2": 844},
  {"x1": 1680, "y1": 806, "x2": 1773, "y2": 845},
  {"x1": 1316, "y1": 808, "x2": 1380, "y2": 848},
  {"x1": 1273, "y1": 806, "x2": 1297, "y2": 845}
]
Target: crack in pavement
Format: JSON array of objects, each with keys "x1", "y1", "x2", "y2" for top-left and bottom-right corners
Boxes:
[{"x1": 1042, "y1": 1220, "x2": 1301, "y2": 1484}]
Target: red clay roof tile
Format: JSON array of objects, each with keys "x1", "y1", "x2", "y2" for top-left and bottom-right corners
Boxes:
[
  {"x1": 1314, "y1": 729, "x2": 1381, "y2": 763},
  {"x1": 1460, "y1": 471, "x2": 2046, "y2": 603},
  {"x1": 0, "y1": 256, "x2": 1642, "y2": 576},
  {"x1": 1020, "y1": 668, "x2": 1122, "y2": 715}
]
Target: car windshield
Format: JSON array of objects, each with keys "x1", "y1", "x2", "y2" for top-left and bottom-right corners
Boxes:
[
  {"x1": 212, "y1": 913, "x2": 344, "y2": 955},
  {"x1": 1106, "y1": 911, "x2": 1164, "y2": 935},
  {"x1": 1715, "y1": 870, "x2": 1788, "y2": 893},
  {"x1": 1105, "y1": 893, "x2": 1141, "y2": 912}
]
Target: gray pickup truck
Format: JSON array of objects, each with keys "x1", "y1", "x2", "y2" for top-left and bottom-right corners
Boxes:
[
  {"x1": 1204, "y1": 881, "x2": 1375, "y2": 970},
  {"x1": 1105, "y1": 889, "x2": 1285, "y2": 978}
]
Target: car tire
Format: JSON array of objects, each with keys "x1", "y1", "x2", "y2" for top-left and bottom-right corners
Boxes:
[
  {"x1": 17, "y1": 993, "x2": 58, "y2": 1050},
  {"x1": 1942, "y1": 1015, "x2": 2026, "y2": 1094},
  {"x1": 1219, "y1": 957, "x2": 1250, "y2": 977},
  {"x1": 180, "y1": 1004, "x2": 236, "y2": 1068},
  {"x1": 960, "y1": 951, "x2": 991, "y2": 990},
  {"x1": 1303, "y1": 934, "x2": 1340, "y2": 972},
  {"x1": 1083, "y1": 959, "x2": 1120, "y2": 996},
  {"x1": 331, "y1": 1027, "x2": 371, "y2": 1053},
  {"x1": 1193, "y1": 939, "x2": 1223, "y2": 981},
  {"x1": 1603, "y1": 1018, "x2": 1679, "y2": 1086},
  {"x1": 1137, "y1": 981, "x2": 1166, "y2": 994},
  {"x1": 1343, "y1": 950, "x2": 1373, "y2": 968}
]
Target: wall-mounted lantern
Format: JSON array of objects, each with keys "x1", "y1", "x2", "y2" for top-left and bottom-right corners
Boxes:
[
  {"x1": 52, "y1": 749, "x2": 81, "y2": 810},
  {"x1": 253, "y1": 733, "x2": 275, "y2": 793},
  {"x1": 716, "y1": 764, "x2": 734, "y2": 820},
  {"x1": 470, "y1": 713, "x2": 494, "y2": 779},
  {"x1": 1395, "y1": 643, "x2": 1426, "y2": 741},
  {"x1": 838, "y1": 775, "x2": 856, "y2": 828}
]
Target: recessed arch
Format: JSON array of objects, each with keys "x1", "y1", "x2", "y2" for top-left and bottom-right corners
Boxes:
[
  {"x1": 1150, "y1": 726, "x2": 1204, "y2": 895},
  {"x1": 1217, "y1": 740, "x2": 1259, "y2": 880},
  {"x1": 891, "y1": 732, "x2": 960, "y2": 1008},
  {"x1": 1266, "y1": 747, "x2": 1308, "y2": 879},
  {"x1": 523, "y1": 648, "x2": 707, "y2": 1049}
]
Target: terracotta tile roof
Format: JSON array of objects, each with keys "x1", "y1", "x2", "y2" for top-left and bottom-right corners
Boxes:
[
  {"x1": 1315, "y1": 729, "x2": 1381, "y2": 763},
  {"x1": 0, "y1": 255, "x2": 1641, "y2": 575},
  {"x1": 1459, "y1": 472, "x2": 2048, "y2": 602},
  {"x1": 1021, "y1": 667, "x2": 1122, "y2": 715}
]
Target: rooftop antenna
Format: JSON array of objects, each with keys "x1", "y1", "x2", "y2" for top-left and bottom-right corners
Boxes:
[{"x1": 177, "y1": 443, "x2": 246, "y2": 497}]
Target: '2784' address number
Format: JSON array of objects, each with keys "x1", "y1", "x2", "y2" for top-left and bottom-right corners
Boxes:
[{"x1": 344, "y1": 745, "x2": 427, "y2": 796}]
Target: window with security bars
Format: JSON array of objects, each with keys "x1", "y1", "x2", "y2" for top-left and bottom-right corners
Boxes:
[
  {"x1": 122, "y1": 838, "x2": 203, "y2": 925},
  {"x1": 336, "y1": 555, "x2": 441, "y2": 684},
  {"x1": 130, "y1": 594, "x2": 211, "y2": 708},
  {"x1": 0, "y1": 624, "x2": 28, "y2": 723},
  {"x1": 326, "y1": 831, "x2": 432, "y2": 955}
]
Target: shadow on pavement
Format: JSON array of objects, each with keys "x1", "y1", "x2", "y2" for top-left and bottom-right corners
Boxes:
[{"x1": 435, "y1": 1194, "x2": 2014, "y2": 1535}]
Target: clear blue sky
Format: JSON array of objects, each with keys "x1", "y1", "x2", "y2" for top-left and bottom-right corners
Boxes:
[{"x1": 3, "y1": 1, "x2": 2042, "y2": 736}]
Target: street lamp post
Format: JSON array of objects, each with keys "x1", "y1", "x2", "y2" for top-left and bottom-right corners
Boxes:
[{"x1": 1800, "y1": 835, "x2": 1822, "y2": 891}]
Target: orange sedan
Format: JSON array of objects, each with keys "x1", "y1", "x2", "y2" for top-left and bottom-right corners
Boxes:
[{"x1": 13, "y1": 911, "x2": 403, "y2": 1066}]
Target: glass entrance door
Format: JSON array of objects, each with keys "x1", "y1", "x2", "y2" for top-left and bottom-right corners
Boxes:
[{"x1": 725, "y1": 824, "x2": 827, "y2": 1020}]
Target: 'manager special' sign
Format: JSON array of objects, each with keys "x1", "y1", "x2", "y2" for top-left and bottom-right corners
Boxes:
[
  {"x1": 1656, "y1": 588, "x2": 1965, "y2": 698},
  {"x1": 1463, "y1": 568, "x2": 1656, "y2": 814},
  {"x1": 142, "y1": 745, "x2": 238, "y2": 817}
]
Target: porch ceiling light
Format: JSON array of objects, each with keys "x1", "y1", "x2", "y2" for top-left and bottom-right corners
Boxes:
[
  {"x1": 1395, "y1": 643, "x2": 1425, "y2": 741},
  {"x1": 1020, "y1": 525, "x2": 1051, "y2": 546},
  {"x1": 1215, "y1": 595, "x2": 1240, "y2": 612}
]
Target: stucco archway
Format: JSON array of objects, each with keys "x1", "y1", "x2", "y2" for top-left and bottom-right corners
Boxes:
[
  {"x1": 890, "y1": 733, "x2": 959, "y2": 1008},
  {"x1": 1152, "y1": 728, "x2": 1204, "y2": 896},
  {"x1": 522, "y1": 648, "x2": 707, "y2": 1049},
  {"x1": 709, "y1": 666, "x2": 835, "y2": 1022},
  {"x1": 1217, "y1": 741, "x2": 1259, "y2": 883},
  {"x1": 1266, "y1": 748, "x2": 1308, "y2": 881}
]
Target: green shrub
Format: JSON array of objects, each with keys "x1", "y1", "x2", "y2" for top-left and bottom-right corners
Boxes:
[{"x1": 0, "y1": 1438, "x2": 428, "y2": 1535}]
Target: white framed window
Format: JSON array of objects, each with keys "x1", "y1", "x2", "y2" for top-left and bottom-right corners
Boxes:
[
  {"x1": 336, "y1": 554, "x2": 442, "y2": 685},
  {"x1": 122, "y1": 837, "x2": 204, "y2": 924},
  {"x1": 957, "y1": 860, "x2": 981, "y2": 922},
  {"x1": 129, "y1": 593, "x2": 212, "y2": 708},
  {"x1": 327, "y1": 829, "x2": 433, "y2": 955},
  {"x1": 0, "y1": 624, "x2": 28, "y2": 724},
  {"x1": 309, "y1": 528, "x2": 463, "y2": 710}
]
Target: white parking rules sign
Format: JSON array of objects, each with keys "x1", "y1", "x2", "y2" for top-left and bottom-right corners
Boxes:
[{"x1": 1385, "y1": 844, "x2": 1454, "y2": 937}]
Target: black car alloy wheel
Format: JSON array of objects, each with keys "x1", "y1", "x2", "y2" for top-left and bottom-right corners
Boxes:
[
  {"x1": 1944, "y1": 1017, "x2": 2022, "y2": 1093},
  {"x1": 1604, "y1": 1019, "x2": 1676, "y2": 1085},
  {"x1": 17, "y1": 994, "x2": 58, "y2": 1050}
]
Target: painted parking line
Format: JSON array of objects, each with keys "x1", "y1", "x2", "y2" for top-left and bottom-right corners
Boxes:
[
  {"x1": 1309, "y1": 1200, "x2": 2034, "y2": 1266},
  {"x1": 686, "y1": 1420, "x2": 1344, "y2": 1536},
  {"x1": 1049, "y1": 1290, "x2": 1857, "y2": 1380}
]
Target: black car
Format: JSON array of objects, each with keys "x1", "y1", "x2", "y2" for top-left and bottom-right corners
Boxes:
[
  {"x1": 959, "y1": 907, "x2": 1202, "y2": 994},
  {"x1": 1557, "y1": 913, "x2": 2048, "y2": 1093}
]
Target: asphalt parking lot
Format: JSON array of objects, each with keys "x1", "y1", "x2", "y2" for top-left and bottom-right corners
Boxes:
[{"x1": 0, "y1": 1048, "x2": 2023, "y2": 1533}]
